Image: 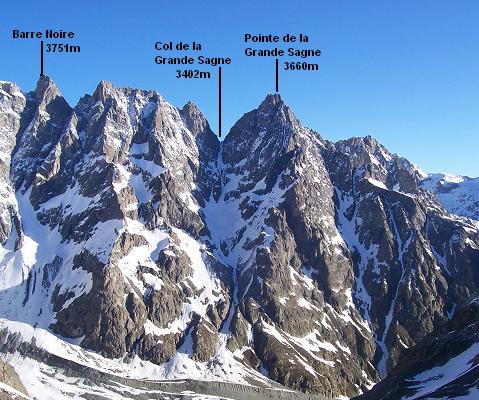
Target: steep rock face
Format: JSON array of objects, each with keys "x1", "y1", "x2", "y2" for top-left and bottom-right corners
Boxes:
[
  {"x1": 0, "y1": 78, "x2": 230, "y2": 370},
  {"x1": 0, "y1": 81, "x2": 29, "y2": 248},
  {"x1": 217, "y1": 94, "x2": 378, "y2": 396},
  {"x1": 322, "y1": 136, "x2": 479, "y2": 375},
  {"x1": 12, "y1": 76, "x2": 72, "y2": 191},
  {"x1": 0, "y1": 79, "x2": 478, "y2": 399}
]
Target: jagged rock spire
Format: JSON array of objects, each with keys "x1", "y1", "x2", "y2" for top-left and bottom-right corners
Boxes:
[{"x1": 35, "y1": 75, "x2": 61, "y2": 100}]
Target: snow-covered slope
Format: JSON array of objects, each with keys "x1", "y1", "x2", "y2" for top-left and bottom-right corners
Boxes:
[{"x1": 421, "y1": 173, "x2": 479, "y2": 221}]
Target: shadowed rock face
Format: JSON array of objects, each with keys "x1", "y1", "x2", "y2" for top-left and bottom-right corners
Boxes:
[{"x1": 0, "y1": 78, "x2": 478, "y2": 399}]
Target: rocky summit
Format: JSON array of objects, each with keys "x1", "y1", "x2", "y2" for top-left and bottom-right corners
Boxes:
[{"x1": 0, "y1": 77, "x2": 478, "y2": 400}]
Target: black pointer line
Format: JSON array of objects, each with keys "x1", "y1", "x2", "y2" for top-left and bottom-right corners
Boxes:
[
  {"x1": 40, "y1": 40, "x2": 44, "y2": 76},
  {"x1": 218, "y1": 66, "x2": 222, "y2": 138},
  {"x1": 275, "y1": 58, "x2": 279, "y2": 92}
]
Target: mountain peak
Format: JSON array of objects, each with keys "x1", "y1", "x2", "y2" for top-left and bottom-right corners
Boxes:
[
  {"x1": 255, "y1": 93, "x2": 301, "y2": 130},
  {"x1": 180, "y1": 100, "x2": 214, "y2": 138},
  {"x1": 181, "y1": 100, "x2": 203, "y2": 122},
  {"x1": 34, "y1": 75, "x2": 62, "y2": 104},
  {"x1": 92, "y1": 80, "x2": 115, "y2": 103},
  {"x1": 182, "y1": 100, "x2": 200, "y2": 112},
  {"x1": 258, "y1": 92, "x2": 286, "y2": 112}
]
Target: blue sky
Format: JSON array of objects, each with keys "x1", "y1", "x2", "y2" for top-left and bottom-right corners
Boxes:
[{"x1": 1, "y1": 0, "x2": 478, "y2": 176}]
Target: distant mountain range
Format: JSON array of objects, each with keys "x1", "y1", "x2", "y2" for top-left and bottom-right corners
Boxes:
[{"x1": 421, "y1": 173, "x2": 479, "y2": 221}]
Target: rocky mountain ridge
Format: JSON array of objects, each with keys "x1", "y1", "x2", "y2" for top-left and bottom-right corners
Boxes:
[{"x1": 0, "y1": 76, "x2": 478, "y2": 399}]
